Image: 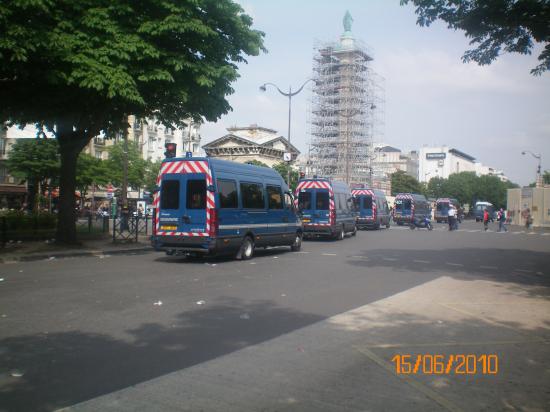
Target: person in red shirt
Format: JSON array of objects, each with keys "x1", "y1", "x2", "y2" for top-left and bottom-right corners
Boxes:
[{"x1": 483, "y1": 209, "x2": 490, "y2": 231}]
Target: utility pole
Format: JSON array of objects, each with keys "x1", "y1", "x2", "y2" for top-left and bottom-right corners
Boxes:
[{"x1": 122, "y1": 131, "x2": 129, "y2": 208}]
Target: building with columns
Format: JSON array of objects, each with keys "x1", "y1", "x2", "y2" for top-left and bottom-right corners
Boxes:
[{"x1": 202, "y1": 125, "x2": 300, "y2": 167}]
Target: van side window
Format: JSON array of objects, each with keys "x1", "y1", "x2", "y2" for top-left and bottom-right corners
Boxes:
[
  {"x1": 186, "y1": 179, "x2": 206, "y2": 209},
  {"x1": 217, "y1": 179, "x2": 238, "y2": 208},
  {"x1": 267, "y1": 185, "x2": 283, "y2": 209},
  {"x1": 241, "y1": 182, "x2": 265, "y2": 209},
  {"x1": 161, "y1": 180, "x2": 180, "y2": 210}
]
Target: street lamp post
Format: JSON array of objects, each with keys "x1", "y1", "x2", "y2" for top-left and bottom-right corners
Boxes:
[
  {"x1": 522, "y1": 150, "x2": 542, "y2": 187},
  {"x1": 260, "y1": 79, "x2": 314, "y2": 187}
]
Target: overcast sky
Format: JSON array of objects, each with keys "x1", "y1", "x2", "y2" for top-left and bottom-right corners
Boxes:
[{"x1": 200, "y1": 0, "x2": 550, "y2": 186}]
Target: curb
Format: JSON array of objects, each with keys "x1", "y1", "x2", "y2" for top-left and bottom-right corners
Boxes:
[{"x1": 0, "y1": 246, "x2": 154, "y2": 264}]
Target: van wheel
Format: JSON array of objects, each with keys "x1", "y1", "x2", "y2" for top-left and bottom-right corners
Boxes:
[
  {"x1": 236, "y1": 236, "x2": 254, "y2": 260},
  {"x1": 290, "y1": 233, "x2": 302, "y2": 251},
  {"x1": 336, "y1": 225, "x2": 345, "y2": 240}
]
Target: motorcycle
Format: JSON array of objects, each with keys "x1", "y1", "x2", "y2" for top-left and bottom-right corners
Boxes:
[{"x1": 409, "y1": 216, "x2": 433, "y2": 230}]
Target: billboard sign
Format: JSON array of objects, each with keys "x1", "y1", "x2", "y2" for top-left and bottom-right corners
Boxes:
[{"x1": 426, "y1": 153, "x2": 446, "y2": 160}]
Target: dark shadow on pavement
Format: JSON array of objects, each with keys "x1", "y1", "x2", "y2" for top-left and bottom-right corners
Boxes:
[{"x1": 0, "y1": 298, "x2": 323, "y2": 412}]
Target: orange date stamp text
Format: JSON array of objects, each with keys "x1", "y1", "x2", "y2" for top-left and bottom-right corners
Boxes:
[{"x1": 391, "y1": 354, "x2": 498, "y2": 375}]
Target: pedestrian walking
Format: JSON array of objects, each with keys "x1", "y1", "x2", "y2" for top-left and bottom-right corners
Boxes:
[
  {"x1": 447, "y1": 206, "x2": 456, "y2": 231},
  {"x1": 497, "y1": 208, "x2": 508, "y2": 232},
  {"x1": 483, "y1": 208, "x2": 490, "y2": 231},
  {"x1": 523, "y1": 208, "x2": 533, "y2": 230}
]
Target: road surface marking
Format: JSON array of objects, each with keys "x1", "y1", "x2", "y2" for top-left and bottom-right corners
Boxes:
[
  {"x1": 382, "y1": 257, "x2": 397, "y2": 261},
  {"x1": 413, "y1": 259, "x2": 431, "y2": 264},
  {"x1": 445, "y1": 262, "x2": 464, "y2": 267},
  {"x1": 479, "y1": 265, "x2": 498, "y2": 269},
  {"x1": 322, "y1": 253, "x2": 337, "y2": 256},
  {"x1": 350, "y1": 255, "x2": 367, "y2": 259},
  {"x1": 528, "y1": 232, "x2": 536, "y2": 235},
  {"x1": 354, "y1": 345, "x2": 463, "y2": 412},
  {"x1": 295, "y1": 251, "x2": 309, "y2": 254},
  {"x1": 467, "y1": 230, "x2": 478, "y2": 233},
  {"x1": 542, "y1": 233, "x2": 550, "y2": 236}
]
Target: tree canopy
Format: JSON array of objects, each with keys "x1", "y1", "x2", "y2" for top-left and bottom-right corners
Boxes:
[
  {"x1": 401, "y1": 0, "x2": 550, "y2": 75},
  {"x1": 106, "y1": 141, "x2": 148, "y2": 190},
  {"x1": 391, "y1": 170, "x2": 423, "y2": 195},
  {"x1": 425, "y1": 171, "x2": 517, "y2": 208},
  {"x1": 0, "y1": 0, "x2": 265, "y2": 242},
  {"x1": 6, "y1": 138, "x2": 60, "y2": 211},
  {"x1": 75, "y1": 153, "x2": 110, "y2": 201},
  {"x1": 272, "y1": 162, "x2": 300, "y2": 192}
]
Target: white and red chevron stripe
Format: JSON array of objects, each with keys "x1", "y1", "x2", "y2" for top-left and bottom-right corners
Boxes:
[{"x1": 153, "y1": 160, "x2": 214, "y2": 237}]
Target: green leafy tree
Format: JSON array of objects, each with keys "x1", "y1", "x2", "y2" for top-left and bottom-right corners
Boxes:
[
  {"x1": 0, "y1": 0, "x2": 265, "y2": 243},
  {"x1": 444, "y1": 172, "x2": 478, "y2": 205},
  {"x1": 426, "y1": 176, "x2": 446, "y2": 198},
  {"x1": 272, "y1": 162, "x2": 300, "y2": 192},
  {"x1": 106, "y1": 141, "x2": 148, "y2": 190},
  {"x1": 401, "y1": 0, "x2": 550, "y2": 75},
  {"x1": 144, "y1": 160, "x2": 162, "y2": 194},
  {"x1": 391, "y1": 170, "x2": 422, "y2": 195},
  {"x1": 6, "y1": 138, "x2": 60, "y2": 212},
  {"x1": 75, "y1": 153, "x2": 110, "y2": 206}
]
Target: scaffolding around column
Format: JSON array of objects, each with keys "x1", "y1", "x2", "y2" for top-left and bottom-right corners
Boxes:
[{"x1": 308, "y1": 37, "x2": 384, "y2": 185}]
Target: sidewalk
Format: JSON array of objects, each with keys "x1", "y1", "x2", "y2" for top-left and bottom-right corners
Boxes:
[{"x1": 0, "y1": 235, "x2": 153, "y2": 263}]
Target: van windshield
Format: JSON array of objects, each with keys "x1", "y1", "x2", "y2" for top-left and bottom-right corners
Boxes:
[
  {"x1": 437, "y1": 202, "x2": 449, "y2": 211},
  {"x1": 316, "y1": 191, "x2": 330, "y2": 210},
  {"x1": 298, "y1": 191, "x2": 311, "y2": 210}
]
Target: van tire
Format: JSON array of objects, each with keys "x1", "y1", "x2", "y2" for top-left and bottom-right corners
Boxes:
[
  {"x1": 236, "y1": 236, "x2": 254, "y2": 260},
  {"x1": 290, "y1": 233, "x2": 302, "y2": 251},
  {"x1": 336, "y1": 225, "x2": 345, "y2": 240}
]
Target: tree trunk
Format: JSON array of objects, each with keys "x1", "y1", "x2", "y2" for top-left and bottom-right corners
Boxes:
[{"x1": 56, "y1": 123, "x2": 90, "y2": 244}]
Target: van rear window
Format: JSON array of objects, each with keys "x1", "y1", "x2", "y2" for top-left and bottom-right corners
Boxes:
[
  {"x1": 161, "y1": 180, "x2": 180, "y2": 210},
  {"x1": 362, "y1": 196, "x2": 373, "y2": 210},
  {"x1": 316, "y1": 191, "x2": 330, "y2": 210},
  {"x1": 186, "y1": 180, "x2": 206, "y2": 209},
  {"x1": 298, "y1": 191, "x2": 311, "y2": 210}
]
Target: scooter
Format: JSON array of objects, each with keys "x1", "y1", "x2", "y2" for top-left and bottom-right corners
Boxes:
[{"x1": 409, "y1": 216, "x2": 433, "y2": 230}]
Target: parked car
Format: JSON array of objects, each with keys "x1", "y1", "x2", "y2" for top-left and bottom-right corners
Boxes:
[
  {"x1": 151, "y1": 157, "x2": 302, "y2": 260},
  {"x1": 296, "y1": 177, "x2": 356, "y2": 240}
]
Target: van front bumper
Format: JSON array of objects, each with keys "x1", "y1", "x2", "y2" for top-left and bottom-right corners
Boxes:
[{"x1": 356, "y1": 218, "x2": 376, "y2": 228}]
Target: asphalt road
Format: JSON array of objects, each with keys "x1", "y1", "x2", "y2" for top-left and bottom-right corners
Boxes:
[{"x1": 1, "y1": 221, "x2": 549, "y2": 411}]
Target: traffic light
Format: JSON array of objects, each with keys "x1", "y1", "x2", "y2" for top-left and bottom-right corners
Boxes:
[
  {"x1": 299, "y1": 172, "x2": 305, "y2": 179},
  {"x1": 164, "y1": 142, "x2": 177, "y2": 158}
]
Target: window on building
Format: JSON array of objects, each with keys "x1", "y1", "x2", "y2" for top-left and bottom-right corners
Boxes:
[
  {"x1": 95, "y1": 151, "x2": 103, "y2": 159},
  {"x1": 161, "y1": 180, "x2": 180, "y2": 209},
  {"x1": 267, "y1": 185, "x2": 283, "y2": 209},
  {"x1": 241, "y1": 182, "x2": 265, "y2": 209},
  {"x1": 217, "y1": 179, "x2": 238, "y2": 208}
]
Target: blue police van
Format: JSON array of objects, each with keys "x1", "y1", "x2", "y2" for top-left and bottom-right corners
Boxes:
[
  {"x1": 295, "y1": 178, "x2": 356, "y2": 240},
  {"x1": 352, "y1": 188, "x2": 391, "y2": 230},
  {"x1": 393, "y1": 193, "x2": 431, "y2": 226},
  {"x1": 151, "y1": 157, "x2": 302, "y2": 260}
]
